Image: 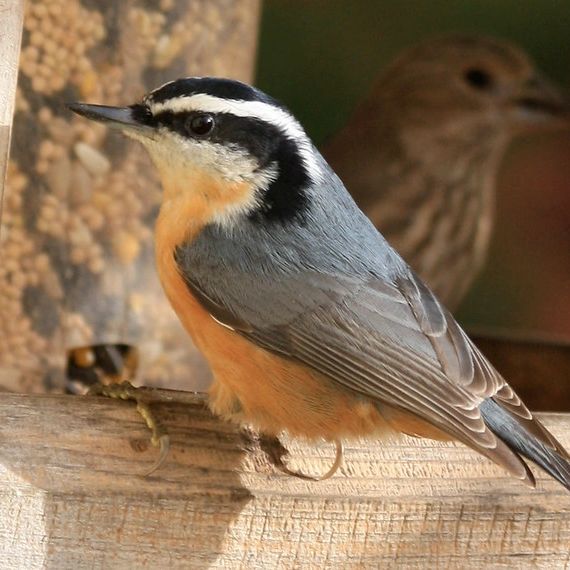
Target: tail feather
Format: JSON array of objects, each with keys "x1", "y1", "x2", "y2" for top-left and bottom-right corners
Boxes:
[
  {"x1": 481, "y1": 398, "x2": 570, "y2": 492},
  {"x1": 494, "y1": 385, "x2": 570, "y2": 461}
]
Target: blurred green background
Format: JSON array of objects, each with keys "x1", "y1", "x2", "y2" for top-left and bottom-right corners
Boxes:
[{"x1": 256, "y1": 0, "x2": 570, "y2": 339}]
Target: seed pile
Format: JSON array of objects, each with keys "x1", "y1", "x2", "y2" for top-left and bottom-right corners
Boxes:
[
  {"x1": 20, "y1": 0, "x2": 105, "y2": 95},
  {"x1": 0, "y1": 0, "x2": 259, "y2": 393}
]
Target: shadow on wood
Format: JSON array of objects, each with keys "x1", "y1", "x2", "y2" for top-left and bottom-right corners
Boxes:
[
  {"x1": 0, "y1": 392, "x2": 254, "y2": 569},
  {"x1": 0, "y1": 390, "x2": 570, "y2": 568}
]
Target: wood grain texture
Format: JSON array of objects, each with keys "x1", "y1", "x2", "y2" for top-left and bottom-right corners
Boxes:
[
  {"x1": 0, "y1": 390, "x2": 569, "y2": 569},
  {"x1": 0, "y1": 0, "x2": 23, "y2": 194}
]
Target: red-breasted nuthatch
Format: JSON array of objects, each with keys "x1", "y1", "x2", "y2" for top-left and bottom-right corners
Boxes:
[{"x1": 70, "y1": 77, "x2": 570, "y2": 491}]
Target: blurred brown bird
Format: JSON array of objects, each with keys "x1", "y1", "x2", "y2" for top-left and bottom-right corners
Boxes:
[{"x1": 324, "y1": 35, "x2": 569, "y2": 310}]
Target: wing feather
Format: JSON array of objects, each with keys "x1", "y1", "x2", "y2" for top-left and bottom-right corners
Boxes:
[{"x1": 182, "y1": 264, "x2": 563, "y2": 477}]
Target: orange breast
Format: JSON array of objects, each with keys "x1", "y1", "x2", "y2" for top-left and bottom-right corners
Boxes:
[
  {"x1": 153, "y1": 172, "x2": 449, "y2": 443},
  {"x1": 155, "y1": 240, "x2": 391, "y2": 439}
]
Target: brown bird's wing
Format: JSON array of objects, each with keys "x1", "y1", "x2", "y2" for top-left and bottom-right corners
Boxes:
[{"x1": 182, "y1": 268, "x2": 569, "y2": 486}]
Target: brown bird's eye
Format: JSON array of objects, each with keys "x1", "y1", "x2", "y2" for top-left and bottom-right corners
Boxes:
[
  {"x1": 186, "y1": 113, "x2": 215, "y2": 136},
  {"x1": 464, "y1": 68, "x2": 493, "y2": 90}
]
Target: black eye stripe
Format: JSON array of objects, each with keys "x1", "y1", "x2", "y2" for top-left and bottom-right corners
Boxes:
[
  {"x1": 153, "y1": 111, "x2": 276, "y2": 154},
  {"x1": 130, "y1": 103, "x2": 156, "y2": 126},
  {"x1": 153, "y1": 110, "x2": 216, "y2": 136},
  {"x1": 149, "y1": 109, "x2": 310, "y2": 222},
  {"x1": 153, "y1": 110, "x2": 187, "y2": 130}
]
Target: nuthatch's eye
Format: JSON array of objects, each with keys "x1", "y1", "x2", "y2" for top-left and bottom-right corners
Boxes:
[
  {"x1": 464, "y1": 68, "x2": 494, "y2": 90},
  {"x1": 186, "y1": 113, "x2": 215, "y2": 136}
]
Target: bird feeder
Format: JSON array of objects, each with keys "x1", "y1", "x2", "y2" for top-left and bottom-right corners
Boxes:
[{"x1": 0, "y1": 0, "x2": 260, "y2": 394}]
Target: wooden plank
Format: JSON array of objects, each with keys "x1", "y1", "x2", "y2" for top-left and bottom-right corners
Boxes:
[
  {"x1": 0, "y1": 0, "x2": 23, "y2": 196},
  {"x1": 0, "y1": 390, "x2": 569, "y2": 568}
]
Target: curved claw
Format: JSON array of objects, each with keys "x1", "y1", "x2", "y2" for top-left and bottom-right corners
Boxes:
[
  {"x1": 87, "y1": 380, "x2": 171, "y2": 477},
  {"x1": 143, "y1": 434, "x2": 171, "y2": 477},
  {"x1": 317, "y1": 439, "x2": 343, "y2": 481},
  {"x1": 135, "y1": 396, "x2": 170, "y2": 477},
  {"x1": 260, "y1": 435, "x2": 343, "y2": 481}
]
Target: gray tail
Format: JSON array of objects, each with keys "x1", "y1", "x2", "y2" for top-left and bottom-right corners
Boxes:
[{"x1": 480, "y1": 398, "x2": 570, "y2": 491}]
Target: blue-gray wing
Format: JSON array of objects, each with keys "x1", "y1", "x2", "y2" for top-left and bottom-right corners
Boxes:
[{"x1": 182, "y1": 265, "x2": 559, "y2": 478}]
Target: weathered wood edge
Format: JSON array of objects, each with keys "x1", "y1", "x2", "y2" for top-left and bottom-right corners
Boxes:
[
  {"x1": 0, "y1": 389, "x2": 569, "y2": 498},
  {"x1": 1, "y1": 391, "x2": 570, "y2": 568}
]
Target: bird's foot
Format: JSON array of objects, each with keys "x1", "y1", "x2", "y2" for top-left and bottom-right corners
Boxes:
[
  {"x1": 258, "y1": 433, "x2": 343, "y2": 481},
  {"x1": 88, "y1": 380, "x2": 170, "y2": 476}
]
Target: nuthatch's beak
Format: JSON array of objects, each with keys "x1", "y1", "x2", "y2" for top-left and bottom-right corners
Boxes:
[{"x1": 67, "y1": 103, "x2": 154, "y2": 136}]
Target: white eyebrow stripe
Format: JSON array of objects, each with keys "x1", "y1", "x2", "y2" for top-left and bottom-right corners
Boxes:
[{"x1": 149, "y1": 93, "x2": 323, "y2": 183}]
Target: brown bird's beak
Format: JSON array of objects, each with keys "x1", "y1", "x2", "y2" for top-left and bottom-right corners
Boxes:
[
  {"x1": 67, "y1": 103, "x2": 155, "y2": 138},
  {"x1": 508, "y1": 75, "x2": 570, "y2": 129}
]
